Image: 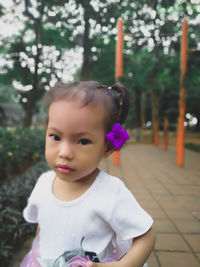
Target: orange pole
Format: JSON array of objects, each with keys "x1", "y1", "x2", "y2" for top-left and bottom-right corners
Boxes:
[
  {"x1": 176, "y1": 19, "x2": 188, "y2": 167},
  {"x1": 163, "y1": 117, "x2": 169, "y2": 151},
  {"x1": 113, "y1": 18, "x2": 124, "y2": 165},
  {"x1": 113, "y1": 150, "x2": 120, "y2": 165},
  {"x1": 115, "y1": 18, "x2": 124, "y2": 80},
  {"x1": 154, "y1": 119, "x2": 159, "y2": 146}
]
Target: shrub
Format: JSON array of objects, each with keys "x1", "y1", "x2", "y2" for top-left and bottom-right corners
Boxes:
[
  {"x1": 0, "y1": 127, "x2": 45, "y2": 183},
  {"x1": 185, "y1": 143, "x2": 200, "y2": 153},
  {"x1": 0, "y1": 159, "x2": 49, "y2": 266}
]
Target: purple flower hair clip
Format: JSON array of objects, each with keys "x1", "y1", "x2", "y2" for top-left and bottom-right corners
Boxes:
[{"x1": 106, "y1": 123, "x2": 130, "y2": 150}]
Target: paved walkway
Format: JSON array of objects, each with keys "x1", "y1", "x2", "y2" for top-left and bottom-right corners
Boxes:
[
  {"x1": 13, "y1": 144, "x2": 200, "y2": 267},
  {"x1": 99, "y1": 144, "x2": 200, "y2": 267}
]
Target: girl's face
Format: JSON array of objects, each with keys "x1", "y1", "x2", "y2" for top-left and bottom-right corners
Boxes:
[{"x1": 45, "y1": 99, "x2": 111, "y2": 184}]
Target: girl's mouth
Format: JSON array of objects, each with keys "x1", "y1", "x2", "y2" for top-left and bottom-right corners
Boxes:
[{"x1": 56, "y1": 165, "x2": 75, "y2": 174}]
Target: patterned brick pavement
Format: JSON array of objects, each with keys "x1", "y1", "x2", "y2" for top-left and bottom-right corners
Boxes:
[{"x1": 99, "y1": 144, "x2": 200, "y2": 267}]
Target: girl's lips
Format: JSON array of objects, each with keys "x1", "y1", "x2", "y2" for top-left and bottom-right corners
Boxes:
[{"x1": 56, "y1": 165, "x2": 75, "y2": 174}]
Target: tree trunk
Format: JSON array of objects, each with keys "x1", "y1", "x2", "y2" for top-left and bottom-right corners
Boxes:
[
  {"x1": 81, "y1": 4, "x2": 91, "y2": 81},
  {"x1": 23, "y1": 41, "x2": 41, "y2": 127},
  {"x1": 140, "y1": 91, "x2": 146, "y2": 129},
  {"x1": 23, "y1": 97, "x2": 33, "y2": 127},
  {"x1": 150, "y1": 82, "x2": 159, "y2": 143},
  {"x1": 23, "y1": 2, "x2": 44, "y2": 127},
  {"x1": 135, "y1": 88, "x2": 142, "y2": 128}
]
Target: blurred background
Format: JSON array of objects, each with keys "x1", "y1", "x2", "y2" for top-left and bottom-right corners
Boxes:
[{"x1": 0, "y1": 0, "x2": 200, "y2": 266}]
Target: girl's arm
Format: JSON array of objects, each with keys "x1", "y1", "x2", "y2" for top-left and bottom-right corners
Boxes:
[
  {"x1": 88, "y1": 226, "x2": 156, "y2": 267},
  {"x1": 36, "y1": 225, "x2": 40, "y2": 236}
]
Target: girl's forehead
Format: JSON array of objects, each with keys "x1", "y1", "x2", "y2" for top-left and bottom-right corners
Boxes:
[
  {"x1": 48, "y1": 99, "x2": 107, "y2": 130},
  {"x1": 49, "y1": 99, "x2": 105, "y2": 113}
]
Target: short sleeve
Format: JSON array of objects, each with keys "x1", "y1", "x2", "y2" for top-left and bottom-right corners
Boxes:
[
  {"x1": 23, "y1": 172, "x2": 47, "y2": 223},
  {"x1": 107, "y1": 180, "x2": 153, "y2": 240},
  {"x1": 23, "y1": 201, "x2": 38, "y2": 223}
]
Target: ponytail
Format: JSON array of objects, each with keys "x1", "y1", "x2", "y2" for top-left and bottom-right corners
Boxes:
[{"x1": 107, "y1": 82, "x2": 130, "y2": 126}]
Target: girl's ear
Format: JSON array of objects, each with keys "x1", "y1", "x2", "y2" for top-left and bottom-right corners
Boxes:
[
  {"x1": 104, "y1": 150, "x2": 114, "y2": 158},
  {"x1": 104, "y1": 146, "x2": 114, "y2": 158}
]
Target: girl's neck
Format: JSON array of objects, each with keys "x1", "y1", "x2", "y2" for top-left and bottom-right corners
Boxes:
[{"x1": 53, "y1": 169, "x2": 99, "y2": 202}]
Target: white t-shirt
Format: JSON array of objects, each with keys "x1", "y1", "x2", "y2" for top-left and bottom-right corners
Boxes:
[{"x1": 23, "y1": 169, "x2": 153, "y2": 261}]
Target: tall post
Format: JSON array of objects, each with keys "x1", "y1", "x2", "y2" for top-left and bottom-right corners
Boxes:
[
  {"x1": 154, "y1": 119, "x2": 159, "y2": 146},
  {"x1": 113, "y1": 18, "x2": 124, "y2": 165},
  {"x1": 163, "y1": 117, "x2": 169, "y2": 151},
  {"x1": 176, "y1": 19, "x2": 188, "y2": 167},
  {"x1": 115, "y1": 18, "x2": 123, "y2": 81}
]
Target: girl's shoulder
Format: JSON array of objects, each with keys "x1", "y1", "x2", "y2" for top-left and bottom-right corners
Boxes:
[
  {"x1": 33, "y1": 170, "x2": 55, "y2": 192},
  {"x1": 97, "y1": 169, "x2": 126, "y2": 192},
  {"x1": 37, "y1": 170, "x2": 55, "y2": 183},
  {"x1": 99, "y1": 169, "x2": 124, "y2": 182}
]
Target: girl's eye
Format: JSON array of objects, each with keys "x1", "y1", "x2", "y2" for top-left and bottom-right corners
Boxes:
[
  {"x1": 50, "y1": 134, "x2": 60, "y2": 141},
  {"x1": 78, "y1": 139, "x2": 91, "y2": 145}
]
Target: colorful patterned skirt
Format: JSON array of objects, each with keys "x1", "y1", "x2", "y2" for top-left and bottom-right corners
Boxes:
[
  {"x1": 21, "y1": 236, "x2": 148, "y2": 267},
  {"x1": 20, "y1": 236, "x2": 116, "y2": 267}
]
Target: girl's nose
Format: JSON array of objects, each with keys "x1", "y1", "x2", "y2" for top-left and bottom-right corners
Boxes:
[{"x1": 58, "y1": 142, "x2": 73, "y2": 160}]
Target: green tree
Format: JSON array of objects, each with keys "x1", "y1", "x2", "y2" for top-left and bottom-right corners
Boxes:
[
  {"x1": 1, "y1": 0, "x2": 200, "y2": 130},
  {"x1": 0, "y1": 0, "x2": 71, "y2": 126},
  {"x1": 0, "y1": 0, "x2": 132, "y2": 126},
  {"x1": 88, "y1": 0, "x2": 200, "y2": 132}
]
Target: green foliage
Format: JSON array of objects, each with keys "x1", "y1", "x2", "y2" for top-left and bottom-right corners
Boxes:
[
  {"x1": 0, "y1": 3, "x2": 4, "y2": 16},
  {"x1": 90, "y1": 36, "x2": 115, "y2": 85},
  {"x1": 42, "y1": 27, "x2": 74, "y2": 49},
  {"x1": 0, "y1": 127, "x2": 45, "y2": 183},
  {"x1": 0, "y1": 0, "x2": 200, "y2": 129},
  {"x1": 0, "y1": 84, "x2": 18, "y2": 103},
  {"x1": 185, "y1": 143, "x2": 200, "y2": 153},
  {"x1": 0, "y1": 0, "x2": 79, "y2": 126},
  {"x1": 0, "y1": 160, "x2": 49, "y2": 266}
]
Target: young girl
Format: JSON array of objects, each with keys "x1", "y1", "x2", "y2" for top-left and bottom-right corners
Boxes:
[{"x1": 21, "y1": 81, "x2": 156, "y2": 267}]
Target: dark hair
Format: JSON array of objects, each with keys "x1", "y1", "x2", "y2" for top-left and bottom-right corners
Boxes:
[{"x1": 45, "y1": 81, "x2": 129, "y2": 134}]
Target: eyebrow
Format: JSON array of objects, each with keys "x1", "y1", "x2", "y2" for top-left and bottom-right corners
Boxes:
[
  {"x1": 47, "y1": 126, "x2": 62, "y2": 134},
  {"x1": 47, "y1": 127, "x2": 95, "y2": 137}
]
